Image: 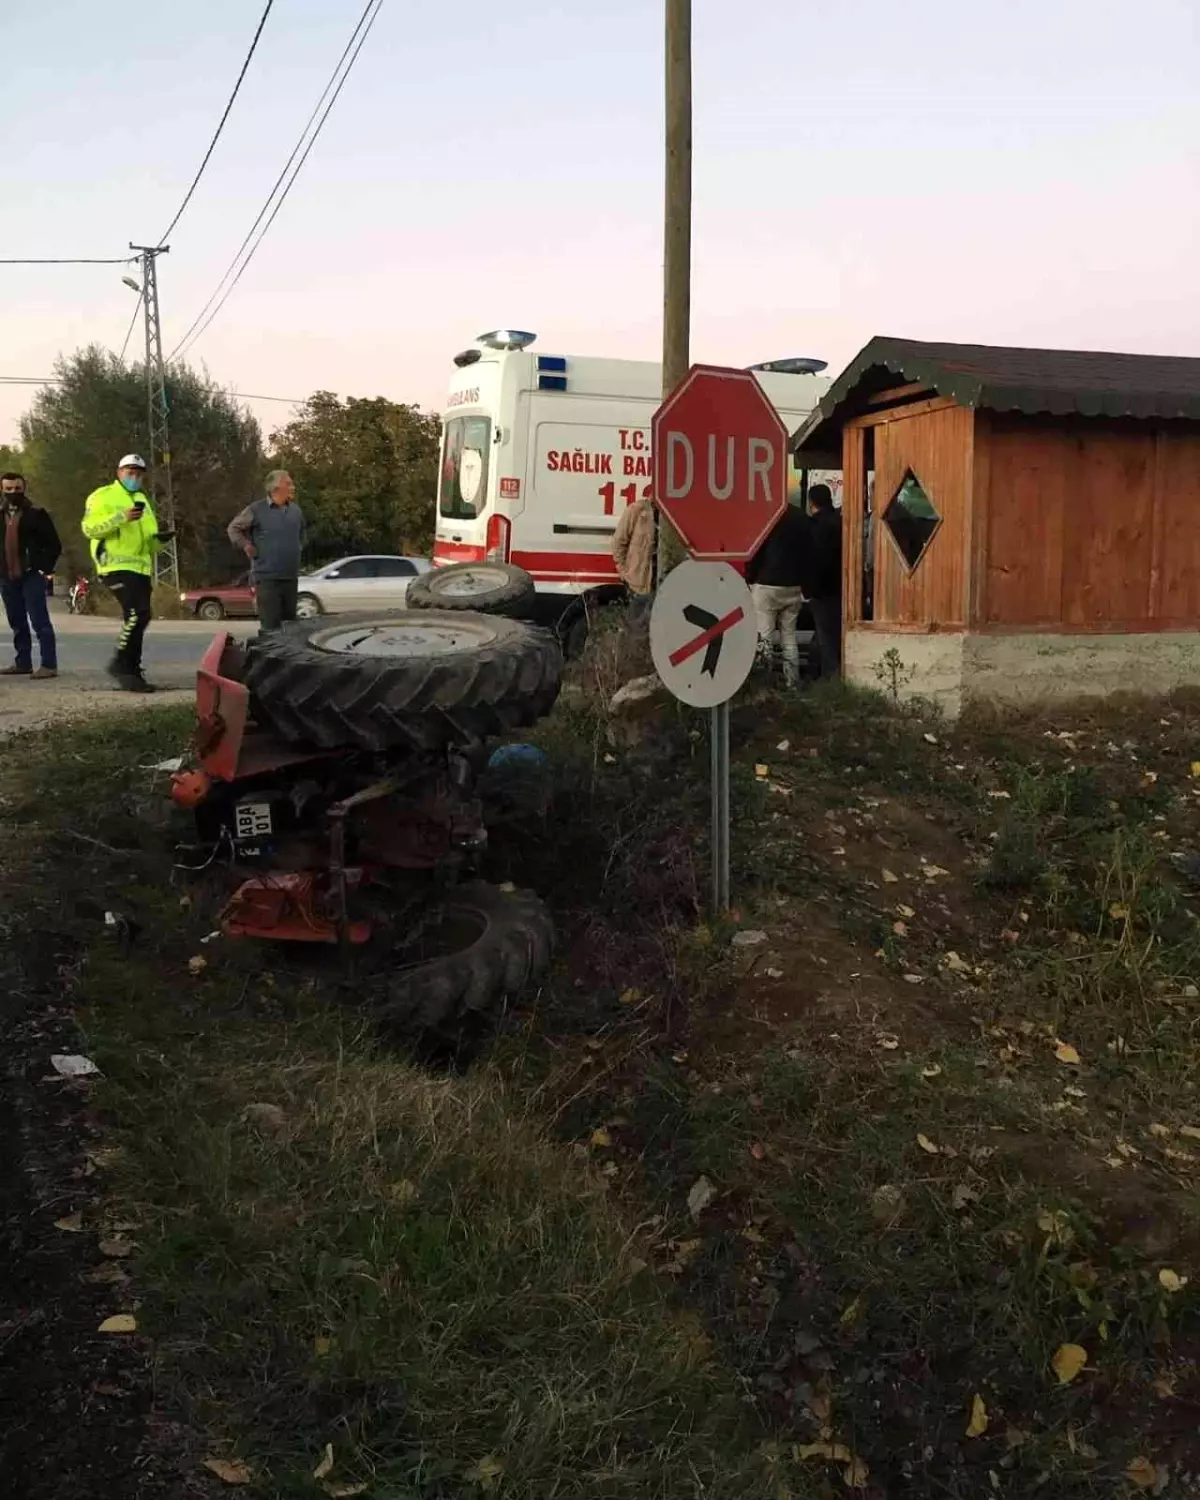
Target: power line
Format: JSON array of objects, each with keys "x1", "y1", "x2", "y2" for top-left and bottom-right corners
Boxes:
[
  {"x1": 169, "y1": 0, "x2": 382, "y2": 362},
  {"x1": 0, "y1": 256, "x2": 136, "y2": 265},
  {"x1": 119, "y1": 293, "x2": 144, "y2": 364},
  {"x1": 0, "y1": 374, "x2": 308, "y2": 404},
  {"x1": 158, "y1": 0, "x2": 276, "y2": 243}
]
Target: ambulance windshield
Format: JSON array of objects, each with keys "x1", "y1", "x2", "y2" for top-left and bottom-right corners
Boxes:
[{"x1": 439, "y1": 415, "x2": 491, "y2": 520}]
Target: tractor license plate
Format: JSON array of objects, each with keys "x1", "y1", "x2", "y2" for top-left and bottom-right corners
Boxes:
[{"x1": 234, "y1": 801, "x2": 274, "y2": 839}]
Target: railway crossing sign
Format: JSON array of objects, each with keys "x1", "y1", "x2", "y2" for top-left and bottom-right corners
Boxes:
[
  {"x1": 650, "y1": 560, "x2": 756, "y2": 709},
  {"x1": 652, "y1": 364, "x2": 790, "y2": 560}
]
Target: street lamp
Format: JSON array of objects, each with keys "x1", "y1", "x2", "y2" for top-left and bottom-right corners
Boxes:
[{"x1": 122, "y1": 275, "x2": 142, "y2": 294}]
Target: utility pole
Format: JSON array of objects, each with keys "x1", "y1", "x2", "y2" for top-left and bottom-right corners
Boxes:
[
  {"x1": 656, "y1": 0, "x2": 692, "y2": 581},
  {"x1": 129, "y1": 244, "x2": 179, "y2": 587}
]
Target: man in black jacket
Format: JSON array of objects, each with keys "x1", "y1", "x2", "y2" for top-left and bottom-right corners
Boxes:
[
  {"x1": 806, "y1": 483, "x2": 842, "y2": 678},
  {"x1": 1, "y1": 472, "x2": 61, "y2": 678},
  {"x1": 745, "y1": 499, "x2": 809, "y2": 687}
]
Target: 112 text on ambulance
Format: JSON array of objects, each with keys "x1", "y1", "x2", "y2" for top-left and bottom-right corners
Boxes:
[{"x1": 543, "y1": 428, "x2": 652, "y2": 515}]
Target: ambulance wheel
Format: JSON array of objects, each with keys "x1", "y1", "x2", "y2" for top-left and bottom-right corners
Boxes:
[
  {"x1": 407, "y1": 561, "x2": 535, "y2": 618},
  {"x1": 370, "y1": 882, "x2": 554, "y2": 1040},
  {"x1": 244, "y1": 610, "x2": 562, "y2": 752}
]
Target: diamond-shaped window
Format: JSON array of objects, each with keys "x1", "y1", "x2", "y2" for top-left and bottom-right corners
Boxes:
[{"x1": 883, "y1": 471, "x2": 941, "y2": 571}]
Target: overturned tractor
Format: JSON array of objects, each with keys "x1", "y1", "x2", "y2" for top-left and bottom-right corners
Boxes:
[{"x1": 171, "y1": 567, "x2": 560, "y2": 1040}]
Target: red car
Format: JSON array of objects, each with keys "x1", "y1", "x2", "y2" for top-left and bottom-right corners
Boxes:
[{"x1": 180, "y1": 572, "x2": 257, "y2": 621}]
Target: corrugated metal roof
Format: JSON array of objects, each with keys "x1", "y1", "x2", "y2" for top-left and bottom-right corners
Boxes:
[{"x1": 793, "y1": 336, "x2": 1200, "y2": 458}]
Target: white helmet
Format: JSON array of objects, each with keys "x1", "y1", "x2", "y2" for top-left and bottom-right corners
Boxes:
[{"x1": 118, "y1": 453, "x2": 147, "y2": 470}]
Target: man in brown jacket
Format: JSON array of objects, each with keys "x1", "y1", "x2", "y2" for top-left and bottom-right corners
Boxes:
[{"x1": 611, "y1": 497, "x2": 654, "y2": 598}]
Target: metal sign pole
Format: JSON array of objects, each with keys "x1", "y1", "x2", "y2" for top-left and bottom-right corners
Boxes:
[{"x1": 710, "y1": 699, "x2": 730, "y2": 912}]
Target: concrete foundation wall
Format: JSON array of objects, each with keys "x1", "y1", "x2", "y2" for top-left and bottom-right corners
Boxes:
[{"x1": 846, "y1": 630, "x2": 1200, "y2": 718}]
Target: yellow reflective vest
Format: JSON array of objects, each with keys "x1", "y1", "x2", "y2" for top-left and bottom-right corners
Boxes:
[{"x1": 81, "y1": 481, "x2": 162, "y2": 578}]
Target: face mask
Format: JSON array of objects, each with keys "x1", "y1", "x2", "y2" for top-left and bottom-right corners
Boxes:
[{"x1": 120, "y1": 474, "x2": 143, "y2": 493}]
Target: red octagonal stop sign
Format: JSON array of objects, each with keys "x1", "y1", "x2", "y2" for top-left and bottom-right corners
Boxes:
[{"x1": 652, "y1": 364, "x2": 789, "y2": 561}]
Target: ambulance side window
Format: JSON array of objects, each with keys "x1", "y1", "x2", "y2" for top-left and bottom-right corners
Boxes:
[{"x1": 439, "y1": 415, "x2": 491, "y2": 520}]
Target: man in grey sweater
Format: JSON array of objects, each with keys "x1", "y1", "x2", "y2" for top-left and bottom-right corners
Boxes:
[{"x1": 227, "y1": 470, "x2": 305, "y2": 631}]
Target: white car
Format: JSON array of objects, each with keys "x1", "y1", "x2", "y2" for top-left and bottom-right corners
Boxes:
[{"x1": 295, "y1": 555, "x2": 432, "y2": 617}]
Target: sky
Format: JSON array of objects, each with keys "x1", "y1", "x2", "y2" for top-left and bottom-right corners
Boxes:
[{"x1": 3, "y1": 0, "x2": 1198, "y2": 447}]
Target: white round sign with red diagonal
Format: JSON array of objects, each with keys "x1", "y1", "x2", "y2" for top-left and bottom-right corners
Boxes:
[
  {"x1": 650, "y1": 560, "x2": 757, "y2": 708},
  {"x1": 652, "y1": 363, "x2": 789, "y2": 561}
]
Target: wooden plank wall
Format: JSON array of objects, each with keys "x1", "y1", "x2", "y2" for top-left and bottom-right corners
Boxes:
[
  {"x1": 976, "y1": 414, "x2": 1200, "y2": 629},
  {"x1": 842, "y1": 427, "x2": 865, "y2": 627},
  {"x1": 863, "y1": 402, "x2": 973, "y2": 628}
]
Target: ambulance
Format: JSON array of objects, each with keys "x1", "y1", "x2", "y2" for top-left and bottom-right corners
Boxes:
[{"x1": 433, "y1": 330, "x2": 837, "y2": 639}]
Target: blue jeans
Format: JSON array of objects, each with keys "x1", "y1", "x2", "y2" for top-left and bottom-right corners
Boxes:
[{"x1": 2, "y1": 572, "x2": 57, "y2": 671}]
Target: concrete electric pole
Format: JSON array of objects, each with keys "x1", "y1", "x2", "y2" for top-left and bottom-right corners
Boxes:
[
  {"x1": 129, "y1": 244, "x2": 179, "y2": 587},
  {"x1": 656, "y1": 0, "x2": 692, "y2": 581}
]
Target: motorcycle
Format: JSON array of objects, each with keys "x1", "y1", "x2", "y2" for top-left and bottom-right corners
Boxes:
[{"x1": 67, "y1": 576, "x2": 92, "y2": 615}]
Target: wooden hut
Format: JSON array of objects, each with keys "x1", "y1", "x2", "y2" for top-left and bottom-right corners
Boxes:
[{"x1": 792, "y1": 337, "x2": 1200, "y2": 714}]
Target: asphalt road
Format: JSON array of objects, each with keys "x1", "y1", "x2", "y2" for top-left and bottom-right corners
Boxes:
[{"x1": 48, "y1": 606, "x2": 256, "y2": 678}]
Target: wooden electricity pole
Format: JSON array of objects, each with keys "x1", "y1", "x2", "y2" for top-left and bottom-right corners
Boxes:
[{"x1": 656, "y1": 0, "x2": 692, "y2": 580}]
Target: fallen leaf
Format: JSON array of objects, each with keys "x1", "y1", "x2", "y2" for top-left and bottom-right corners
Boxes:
[
  {"x1": 952, "y1": 1183, "x2": 980, "y2": 1211},
  {"x1": 466, "y1": 1454, "x2": 505, "y2": 1488},
  {"x1": 896, "y1": 903, "x2": 916, "y2": 918},
  {"x1": 877, "y1": 1035, "x2": 900, "y2": 1051},
  {"x1": 754, "y1": 763, "x2": 769, "y2": 779},
  {"x1": 1151, "y1": 1376, "x2": 1176, "y2": 1399},
  {"x1": 1124, "y1": 1456, "x2": 1158, "y2": 1490},
  {"x1": 242, "y1": 1102, "x2": 287, "y2": 1133},
  {"x1": 844, "y1": 1455, "x2": 870, "y2": 1488},
  {"x1": 795, "y1": 1442, "x2": 853, "y2": 1463},
  {"x1": 50, "y1": 1053, "x2": 100, "y2": 1078},
  {"x1": 53, "y1": 1212, "x2": 83, "y2": 1233},
  {"x1": 98, "y1": 1313, "x2": 137, "y2": 1334},
  {"x1": 314, "y1": 1336, "x2": 333, "y2": 1357},
  {"x1": 313, "y1": 1444, "x2": 335, "y2": 1481},
  {"x1": 730, "y1": 930, "x2": 768, "y2": 947},
  {"x1": 85, "y1": 1263, "x2": 129, "y2": 1286},
  {"x1": 944, "y1": 951, "x2": 971, "y2": 973},
  {"x1": 187, "y1": 955, "x2": 207, "y2": 976},
  {"x1": 590, "y1": 1127, "x2": 612, "y2": 1149},
  {"x1": 923, "y1": 733, "x2": 939, "y2": 745},
  {"x1": 687, "y1": 1175, "x2": 716, "y2": 1220},
  {"x1": 749, "y1": 1141, "x2": 766, "y2": 1161},
  {"x1": 618, "y1": 987, "x2": 641, "y2": 1005},
  {"x1": 923, "y1": 864, "x2": 950, "y2": 879},
  {"x1": 966, "y1": 1393, "x2": 989, "y2": 1438},
  {"x1": 805, "y1": 1390, "x2": 832, "y2": 1424},
  {"x1": 1191, "y1": 761, "x2": 1200, "y2": 778},
  {"x1": 1179, "y1": 1124, "x2": 1200, "y2": 1141},
  {"x1": 1051, "y1": 1343, "x2": 1088, "y2": 1384},
  {"x1": 1108, "y1": 903, "x2": 1130, "y2": 920},
  {"x1": 776, "y1": 739, "x2": 790, "y2": 752},
  {"x1": 916, "y1": 1133, "x2": 941, "y2": 1155},
  {"x1": 921, "y1": 1064, "x2": 942, "y2": 1079},
  {"x1": 1158, "y1": 1268, "x2": 1187, "y2": 1293},
  {"x1": 765, "y1": 967, "x2": 784, "y2": 979},
  {"x1": 902, "y1": 973, "x2": 924, "y2": 985},
  {"x1": 203, "y1": 1457, "x2": 253, "y2": 1486},
  {"x1": 324, "y1": 1486, "x2": 368, "y2": 1499},
  {"x1": 882, "y1": 868, "x2": 900, "y2": 884},
  {"x1": 1054, "y1": 1040, "x2": 1081, "y2": 1066},
  {"x1": 98, "y1": 1237, "x2": 134, "y2": 1259},
  {"x1": 839, "y1": 1294, "x2": 864, "y2": 1326}
]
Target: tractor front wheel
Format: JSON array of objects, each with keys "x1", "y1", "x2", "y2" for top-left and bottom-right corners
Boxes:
[{"x1": 371, "y1": 881, "x2": 553, "y2": 1039}]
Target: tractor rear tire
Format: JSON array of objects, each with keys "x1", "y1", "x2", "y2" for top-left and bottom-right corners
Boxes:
[
  {"x1": 407, "y1": 561, "x2": 535, "y2": 618},
  {"x1": 244, "y1": 610, "x2": 561, "y2": 752},
  {"x1": 372, "y1": 881, "x2": 553, "y2": 1037}
]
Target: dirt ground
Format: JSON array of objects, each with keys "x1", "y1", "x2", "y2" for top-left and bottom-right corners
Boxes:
[{"x1": 0, "y1": 676, "x2": 191, "y2": 737}]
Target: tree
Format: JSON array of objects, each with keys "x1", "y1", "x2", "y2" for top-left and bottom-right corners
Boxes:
[
  {"x1": 20, "y1": 347, "x2": 263, "y2": 582},
  {"x1": 0, "y1": 443, "x2": 25, "y2": 475},
  {"x1": 269, "y1": 393, "x2": 441, "y2": 561}
]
